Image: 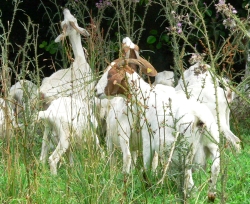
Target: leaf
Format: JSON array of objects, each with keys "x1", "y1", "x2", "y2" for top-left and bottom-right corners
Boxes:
[
  {"x1": 39, "y1": 44, "x2": 45, "y2": 48},
  {"x1": 206, "y1": 9, "x2": 212, "y2": 17},
  {"x1": 147, "y1": 36, "x2": 156, "y2": 44},
  {"x1": 49, "y1": 49, "x2": 57, "y2": 54},
  {"x1": 156, "y1": 42, "x2": 162, "y2": 49},
  {"x1": 161, "y1": 34, "x2": 169, "y2": 43},
  {"x1": 149, "y1": 29, "x2": 158, "y2": 35},
  {"x1": 39, "y1": 41, "x2": 47, "y2": 48}
]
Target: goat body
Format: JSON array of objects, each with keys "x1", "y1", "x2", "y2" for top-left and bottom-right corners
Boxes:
[
  {"x1": 40, "y1": 9, "x2": 93, "y2": 109},
  {"x1": 153, "y1": 70, "x2": 175, "y2": 87},
  {"x1": 175, "y1": 62, "x2": 240, "y2": 150},
  {"x1": 38, "y1": 96, "x2": 100, "y2": 175}
]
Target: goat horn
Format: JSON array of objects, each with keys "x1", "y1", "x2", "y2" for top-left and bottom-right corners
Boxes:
[
  {"x1": 117, "y1": 58, "x2": 157, "y2": 76},
  {"x1": 69, "y1": 21, "x2": 89, "y2": 37}
]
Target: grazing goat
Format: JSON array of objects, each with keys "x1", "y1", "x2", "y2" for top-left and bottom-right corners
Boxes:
[
  {"x1": 38, "y1": 96, "x2": 101, "y2": 175},
  {"x1": 97, "y1": 37, "x2": 157, "y2": 173},
  {"x1": 9, "y1": 79, "x2": 38, "y2": 118},
  {"x1": 175, "y1": 62, "x2": 240, "y2": 149},
  {"x1": 95, "y1": 58, "x2": 233, "y2": 201},
  {"x1": 40, "y1": 8, "x2": 93, "y2": 109}
]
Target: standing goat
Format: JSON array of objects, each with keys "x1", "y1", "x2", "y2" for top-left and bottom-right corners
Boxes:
[
  {"x1": 38, "y1": 9, "x2": 100, "y2": 175},
  {"x1": 94, "y1": 58, "x2": 239, "y2": 201},
  {"x1": 39, "y1": 8, "x2": 93, "y2": 109},
  {"x1": 38, "y1": 97, "x2": 100, "y2": 175}
]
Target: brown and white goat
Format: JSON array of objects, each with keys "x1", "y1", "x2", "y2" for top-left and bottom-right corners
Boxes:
[
  {"x1": 98, "y1": 37, "x2": 157, "y2": 173},
  {"x1": 95, "y1": 58, "x2": 223, "y2": 201}
]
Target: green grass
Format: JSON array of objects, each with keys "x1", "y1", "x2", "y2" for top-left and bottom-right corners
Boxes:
[{"x1": 0, "y1": 125, "x2": 249, "y2": 203}]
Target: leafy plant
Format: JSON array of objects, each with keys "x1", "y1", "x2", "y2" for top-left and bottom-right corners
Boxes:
[
  {"x1": 146, "y1": 29, "x2": 170, "y2": 50},
  {"x1": 39, "y1": 41, "x2": 58, "y2": 54}
]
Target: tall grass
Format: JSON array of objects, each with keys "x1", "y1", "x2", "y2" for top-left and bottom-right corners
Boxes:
[{"x1": 0, "y1": 0, "x2": 249, "y2": 203}]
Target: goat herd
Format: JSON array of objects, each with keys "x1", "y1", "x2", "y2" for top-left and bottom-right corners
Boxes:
[{"x1": 0, "y1": 9, "x2": 241, "y2": 201}]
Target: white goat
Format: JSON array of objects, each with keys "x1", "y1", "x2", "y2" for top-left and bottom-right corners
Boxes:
[
  {"x1": 94, "y1": 58, "x2": 237, "y2": 201},
  {"x1": 40, "y1": 8, "x2": 93, "y2": 109},
  {"x1": 38, "y1": 96, "x2": 100, "y2": 175},
  {"x1": 38, "y1": 9, "x2": 100, "y2": 175},
  {"x1": 175, "y1": 62, "x2": 239, "y2": 148},
  {"x1": 9, "y1": 79, "x2": 38, "y2": 117}
]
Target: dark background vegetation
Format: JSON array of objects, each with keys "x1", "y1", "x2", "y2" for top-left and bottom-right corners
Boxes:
[{"x1": 0, "y1": 0, "x2": 247, "y2": 84}]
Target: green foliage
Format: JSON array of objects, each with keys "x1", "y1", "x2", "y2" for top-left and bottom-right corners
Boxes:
[
  {"x1": 146, "y1": 29, "x2": 170, "y2": 50},
  {"x1": 39, "y1": 41, "x2": 58, "y2": 54}
]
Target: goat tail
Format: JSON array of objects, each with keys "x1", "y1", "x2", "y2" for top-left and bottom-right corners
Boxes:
[
  {"x1": 188, "y1": 102, "x2": 220, "y2": 142},
  {"x1": 188, "y1": 101, "x2": 241, "y2": 152}
]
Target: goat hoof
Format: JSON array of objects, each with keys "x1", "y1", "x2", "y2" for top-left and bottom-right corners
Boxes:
[{"x1": 208, "y1": 192, "x2": 216, "y2": 202}]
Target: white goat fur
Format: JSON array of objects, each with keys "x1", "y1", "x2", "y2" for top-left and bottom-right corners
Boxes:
[
  {"x1": 38, "y1": 97, "x2": 100, "y2": 175},
  {"x1": 95, "y1": 61, "x2": 222, "y2": 197},
  {"x1": 153, "y1": 70, "x2": 175, "y2": 87},
  {"x1": 175, "y1": 62, "x2": 240, "y2": 149},
  {"x1": 40, "y1": 9, "x2": 93, "y2": 109},
  {"x1": 9, "y1": 79, "x2": 38, "y2": 116},
  {"x1": 104, "y1": 96, "x2": 140, "y2": 173}
]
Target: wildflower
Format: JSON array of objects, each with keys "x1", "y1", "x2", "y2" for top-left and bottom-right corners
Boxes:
[
  {"x1": 223, "y1": 18, "x2": 236, "y2": 29},
  {"x1": 96, "y1": 0, "x2": 112, "y2": 9},
  {"x1": 176, "y1": 22, "x2": 182, "y2": 34},
  {"x1": 215, "y1": 0, "x2": 237, "y2": 17}
]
